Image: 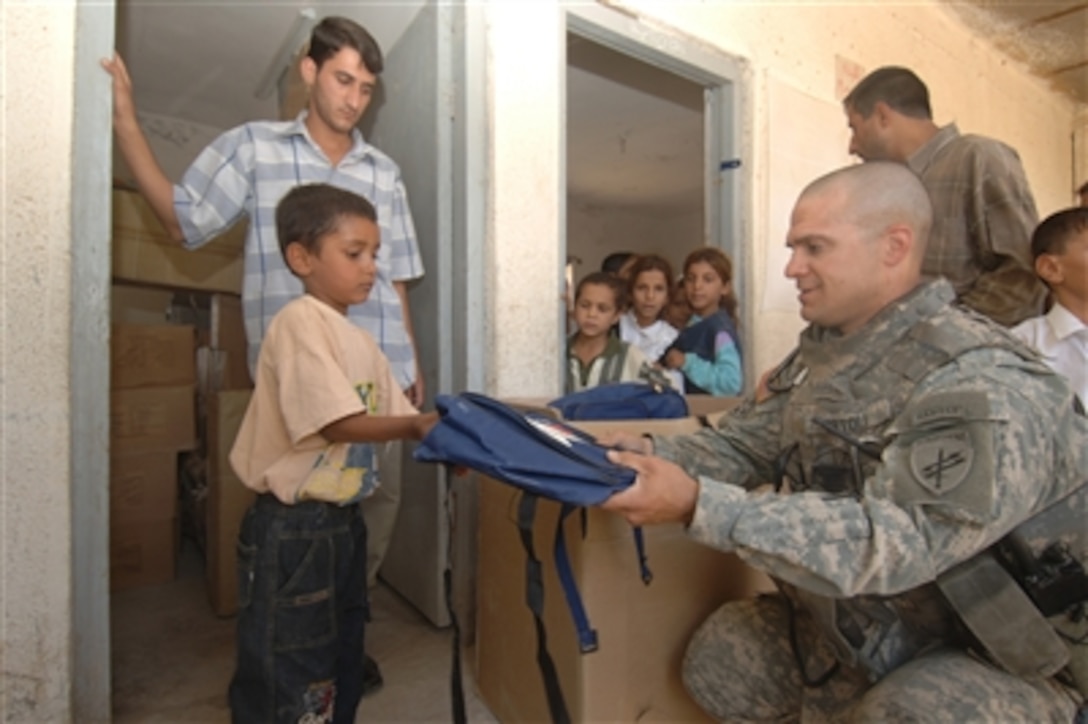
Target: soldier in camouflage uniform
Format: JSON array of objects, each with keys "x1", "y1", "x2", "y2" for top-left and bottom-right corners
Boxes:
[{"x1": 602, "y1": 162, "x2": 1087, "y2": 722}]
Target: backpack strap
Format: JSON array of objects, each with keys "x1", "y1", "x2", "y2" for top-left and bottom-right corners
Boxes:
[
  {"x1": 554, "y1": 503, "x2": 599, "y2": 653},
  {"x1": 517, "y1": 494, "x2": 573, "y2": 724}
]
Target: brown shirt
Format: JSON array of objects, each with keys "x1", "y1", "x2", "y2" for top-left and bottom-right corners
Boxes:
[{"x1": 908, "y1": 124, "x2": 1045, "y2": 326}]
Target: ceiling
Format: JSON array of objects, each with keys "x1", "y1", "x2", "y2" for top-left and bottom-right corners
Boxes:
[
  {"x1": 946, "y1": 1, "x2": 1087, "y2": 105},
  {"x1": 116, "y1": 1, "x2": 1086, "y2": 217}
]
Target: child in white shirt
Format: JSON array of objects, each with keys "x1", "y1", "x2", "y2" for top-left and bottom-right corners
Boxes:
[
  {"x1": 619, "y1": 255, "x2": 684, "y2": 392},
  {"x1": 1011, "y1": 207, "x2": 1088, "y2": 404}
]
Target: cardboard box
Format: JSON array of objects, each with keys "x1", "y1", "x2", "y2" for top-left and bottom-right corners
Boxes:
[
  {"x1": 110, "y1": 385, "x2": 197, "y2": 453},
  {"x1": 112, "y1": 188, "x2": 246, "y2": 294},
  {"x1": 110, "y1": 451, "x2": 178, "y2": 525},
  {"x1": 206, "y1": 390, "x2": 257, "y2": 616},
  {"x1": 111, "y1": 324, "x2": 196, "y2": 389},
  {"x1": 110, "y1": 518, "x2": 178, "y2": 591},
  {"x1": 111, "y1": 284, "x2": 173, "y2": 325},
  {"x1": 474, "y1": 401, "x2": 773, "y2": 723}
]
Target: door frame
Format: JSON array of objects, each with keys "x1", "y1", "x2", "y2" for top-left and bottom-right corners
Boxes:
[{"x1": 563, "y1": 4, "x2": 753, "y2": 383}]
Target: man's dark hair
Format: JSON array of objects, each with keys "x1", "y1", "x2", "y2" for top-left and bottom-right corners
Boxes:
[
  {"x1": 576, "y1": 271, "x2": 628, "y2": 310},
  {"x1": 844, "y1": 66, "x2": 932, "y2": 120},
  {"x1": 1031, "y1": 207, "x2": 1088, "y2": 259},
  {"x1": 308, "y1": 16, "x2": 383, "y2": 74},
  {"x1": 276, "y1": 183, "x2": 377, "y2": 263}
]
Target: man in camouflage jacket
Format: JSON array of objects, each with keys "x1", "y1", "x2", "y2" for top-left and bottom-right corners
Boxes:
[{"x1": 603, "y1": 162, "x2": 1087, "y2": 721}]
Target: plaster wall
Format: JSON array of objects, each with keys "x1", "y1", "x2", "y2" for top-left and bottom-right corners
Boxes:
[
  {"x1": 589, "y1": 0, "x2": 1082, "y2": 377},
  {"x1": 112, "y1": 112, "x2": 224, "y2": 185},
  {"x1": 1, "y1": 3, "x2": 78, "y2": 719},
  {"x1": 485, "y1": 1, "x2": 564, "y2": 397},
  {"x1": 568, "y1": 200, "x2": 702, "y2": 284}
]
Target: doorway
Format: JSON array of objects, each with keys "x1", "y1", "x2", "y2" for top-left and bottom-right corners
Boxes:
[{"x1": 563, "y1": 5, "x2": 748, "y2": 379}]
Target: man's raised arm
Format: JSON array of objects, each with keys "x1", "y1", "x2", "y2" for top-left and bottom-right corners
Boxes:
[{"x1": 101, "y1": 52, "x2": 185, "y2": 243}]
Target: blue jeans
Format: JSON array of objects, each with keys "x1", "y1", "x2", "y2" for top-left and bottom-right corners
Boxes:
[{"x1": 229, "y1": 494, "x2": 368, "y2": 724}]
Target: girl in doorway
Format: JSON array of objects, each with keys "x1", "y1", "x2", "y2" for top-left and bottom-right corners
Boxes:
[
  {"x1": 619, "y1": 255, "x2": 684, "y2": 391},
  {"x1": 566, "y1": 272, "x2": 654, "y2": 393},
  {"x1": 662, "y1": 247, "x2": 743, "y2": 396}
]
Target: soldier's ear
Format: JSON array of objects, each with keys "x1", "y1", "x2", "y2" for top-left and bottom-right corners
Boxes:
[{"x1": 882, "y1": 223, "x2": 913, "y2": 267}]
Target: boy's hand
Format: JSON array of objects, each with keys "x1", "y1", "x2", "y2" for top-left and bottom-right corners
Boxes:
[
  {"x1": 415, "y1": 410, "x2": 440, "y2": 440},
  {"x1": 663, "y1": 349, "x2": 685, "y2": 370}
]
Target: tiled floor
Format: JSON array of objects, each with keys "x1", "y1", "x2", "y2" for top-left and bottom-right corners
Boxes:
[{"x1": 111, "y1": 543, "x2": 497, "y2": 723}]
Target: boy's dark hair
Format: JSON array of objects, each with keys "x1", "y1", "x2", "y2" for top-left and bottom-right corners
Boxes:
[
  {"x1": 1031, "y1": 207, "x2": 1088, "y2": 259},
  {"x1": 600, "y1": 251, "x2": 635, "y2": 276},
  {"x1": 308, "y1": 16, "x2": 384, "y2": 74},
  {"x1": 276, "y1": 183, "x2": 377, "y2": 264},
  {"x1": 576, "y1": 271, "x2": 627, "y2": 310},
  {"x1": 1078, "y1": 180, "x2": 1088, "y2": 196},
  {"x1": 683, "y1": 247, "x2": 740, "y2": 324},
  {"x1": 844, "y1": 66, "x2": 932, "y2": 120}
]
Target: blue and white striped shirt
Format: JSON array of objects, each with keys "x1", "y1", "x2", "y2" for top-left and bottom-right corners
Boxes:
[{"x1": 173, "y1": 111, "x2": 424, "y2": 388}]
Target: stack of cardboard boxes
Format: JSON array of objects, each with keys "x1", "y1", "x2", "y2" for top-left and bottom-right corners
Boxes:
[
  {"x1": 110, "y1": 187, "x2": 253, "y2": 601},
  {"x1": 109, "y1": 324, "x2": 198, "y2": 590}
]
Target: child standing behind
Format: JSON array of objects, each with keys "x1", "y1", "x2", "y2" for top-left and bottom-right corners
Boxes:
[
  {"x1": 1011, "y1": 207, "x2": 1087, "y2": 404},
  {"x1": 619, "y1": 255, "x2": 684, "y2": 392},
  {"x1": 567, "y1": 272, "x2": 655, "y2": 392},
  {"x1": 662, "y1": 247, "x2": 743, "y2": 396},
  {"x1": 228, "y1": 184, "x2": 437, "y2": 724}
]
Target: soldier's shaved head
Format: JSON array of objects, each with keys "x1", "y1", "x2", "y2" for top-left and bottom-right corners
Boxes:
[{"x1": 800, "y1": 162, "x2": 932, "y2": 269}]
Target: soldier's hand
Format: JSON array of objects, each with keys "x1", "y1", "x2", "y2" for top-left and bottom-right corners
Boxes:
[
  {"x1": 596, "y1": 431, "x2": 652, "y2": 455},
  {"x1": 601, "y1": 450, "x2": 698, "y2": 527}
]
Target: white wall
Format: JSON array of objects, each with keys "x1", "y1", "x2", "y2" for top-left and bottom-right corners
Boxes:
[
  {"x1": 2, "y1": 3, "x2": 79, "y2": 719},
  {"x1": 567, "y1": 200, "x2": 702, "y2": 284},
  {"x1": 584, "y1": 0, "x2": 1083, "y2": 378},
  {"x1": 112, "y1": 111, "x2": 224, "y2": 184}
]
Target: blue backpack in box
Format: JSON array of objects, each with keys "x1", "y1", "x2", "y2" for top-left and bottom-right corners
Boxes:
[
  {"x1": 414, "y1": 392, "x2": 653, "y2": 724},
  {"x1": 548, "y1": 380, "x2": 688, "y2": 421}
]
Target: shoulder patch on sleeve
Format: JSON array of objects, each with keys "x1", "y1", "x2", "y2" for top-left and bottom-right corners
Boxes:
[{"x1": 890, "y1": 389, "x2": 999, "y2": 521}]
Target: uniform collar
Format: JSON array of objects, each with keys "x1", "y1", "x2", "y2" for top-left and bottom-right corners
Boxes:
[{"x1": 800, "y1": 279, "x2": 955, "y2": 369}]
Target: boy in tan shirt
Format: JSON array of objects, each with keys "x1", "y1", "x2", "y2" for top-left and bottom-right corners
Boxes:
[{"x1": 228, "y1": 183, "x2": 436, "y2": 723}]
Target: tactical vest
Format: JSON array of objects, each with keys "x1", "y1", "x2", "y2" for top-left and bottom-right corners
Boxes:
[{"x1": 766, "y1": 305, "x2": 1087, "y2": 692}]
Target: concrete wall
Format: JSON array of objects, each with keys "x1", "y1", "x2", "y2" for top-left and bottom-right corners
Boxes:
[
  {"x1": 568, "y1": 201, "x2": 702, "y2": 286},
  {"x1": 2, "y1": 3, "x2": 79, "y2": 720}
]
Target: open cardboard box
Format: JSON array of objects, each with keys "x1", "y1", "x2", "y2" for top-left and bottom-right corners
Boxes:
[{"x1": 475, "y1": 395, "x2": 774, "y2": 722}]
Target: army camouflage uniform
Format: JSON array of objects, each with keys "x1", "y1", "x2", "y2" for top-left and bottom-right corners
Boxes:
[{"x1": 652, "y1": 280, "x2": 1087, "y2": 722}]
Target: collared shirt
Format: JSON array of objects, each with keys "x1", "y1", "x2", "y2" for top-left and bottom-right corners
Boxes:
[
  {"x1": 565, "y1": 334, "x2": 652, "y2": 393},
  {"x1": 173, "y1": 111, "x2": 424, "y2": 388},
  {"x1": 1011, "y1": 302, "x2": 1088, "y2": 404},
  {"x1": 908, "y1": 124, "x2": 1045, "y2": 326}
]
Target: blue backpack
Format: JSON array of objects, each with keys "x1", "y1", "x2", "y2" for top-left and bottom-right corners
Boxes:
[
  {"x1": 414, "y1": 392, "x2": 653, "y2": 724},
  {"x1": 548, "y1": 381, "x2": 688, "y2": 421}
]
